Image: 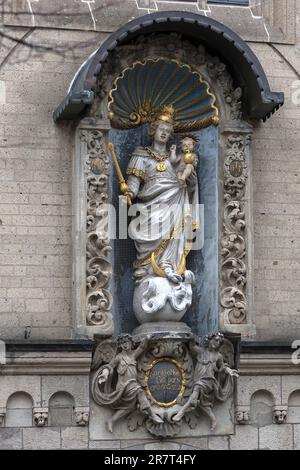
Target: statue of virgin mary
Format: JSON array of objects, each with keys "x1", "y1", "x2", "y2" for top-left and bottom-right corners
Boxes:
[
  {"x1": 122, "y1": 105, "x2": 200, "y2": 324},
  {"x1": 108, "y1": 58, "x2": 219, "y2": 325}
]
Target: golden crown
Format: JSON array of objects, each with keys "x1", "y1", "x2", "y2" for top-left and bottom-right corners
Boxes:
[{"x1": 156, "y1": 105, "x2": 176, "y2": 124}]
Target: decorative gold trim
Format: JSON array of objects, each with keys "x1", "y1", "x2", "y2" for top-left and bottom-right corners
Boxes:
[
  {"x1": 126, "y1": 167, "x2": 145, "y2": 181},
  {"x1": 150, "y1": 252, "x2": 166, "y2": 277},
  {"x1": 135, "y1": 217, "x2": 198, "y2": 271},
  {"x1": 134, "y1": 219, "x2": 184, "y2": 269},
  {"x1": 156, "y1": 162, "x2": 167, "y2": 172},
  {"x1": 174, "y1": 114, "x2": 219, "y2": 132},
  {"x1": 145, "y1": 357, "x2": 186, "y2": 408},
  {"x1": 108, "y1": 57, "x2": 219, "y2": 132}
]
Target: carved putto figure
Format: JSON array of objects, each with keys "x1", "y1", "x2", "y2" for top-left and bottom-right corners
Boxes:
[
  {"x1": 173, "y1": 333, "x2": 238, "y2": 429},
  {"x1": 92, "y1": 335, "x2": 163, "y2": 433},
  {"x1": 170, "y1": 134, "x2": 198, "y2": 186}
]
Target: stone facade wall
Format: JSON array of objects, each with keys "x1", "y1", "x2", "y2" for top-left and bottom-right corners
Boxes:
[
  {"x1": 0, "y1": 0, "x2": 300, "y2": 450},
  {"x1": 0, "y1": 29, "x2": 102, "y2": 339},
  {"x1": 0, "y1": 362, "x2": 300, "y2": 450}
]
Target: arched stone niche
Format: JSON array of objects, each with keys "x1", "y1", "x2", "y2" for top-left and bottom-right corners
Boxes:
[
  {"x1": 54, "y1": 12, "x2": 283, "y2": 340},
  {"x1": 49, "y1": 392, "x2": 75, "y2": 427},
  {"x1": 6, "y1": 392, "x2": 33, "y2": 427},
  {"x1": 250, "y1": 390, "x2": 275, "y2": 427}
]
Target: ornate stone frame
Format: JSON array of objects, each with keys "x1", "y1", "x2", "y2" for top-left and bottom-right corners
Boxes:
[
  {"x1": 72, "y1": 33, "x2": 255, "y2": 339},
  {"x1": 73, "y1": 119, "x2": 113, "y2": 338}
]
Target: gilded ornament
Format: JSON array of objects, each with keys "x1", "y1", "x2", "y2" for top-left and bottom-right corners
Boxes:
[
  {"x1": 156, "y1": 162, "x2": 167, "y2": 172},
  {"x1": 108, "y1": 57, "x2": 219, "y2": 132}
]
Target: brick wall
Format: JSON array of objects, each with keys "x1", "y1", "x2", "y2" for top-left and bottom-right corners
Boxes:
[
  {"x1": 250, "y1": 2, "x2": 300, "y2": 340},
  {"x1": 0, "y1": 29, "x2": 101, "y2": 339}
]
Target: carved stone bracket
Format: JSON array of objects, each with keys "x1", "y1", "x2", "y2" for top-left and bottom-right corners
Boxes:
[
  {"x1": 75, "y1": 408, "x2": 90, "y2": 426},
  {"x1": 0, "y1": 412, "x2": 5, "y2": 427},
  {"x1": 273, "y1": 406, "x2": 288, "y2": 425},
  {"x1": 73, "y1": 120, "x2": 113, "y2": 338},
  {"x1": 33, "y1": 409, "x2": 48, "y2": 427},
  {"x1": 235, "y1": 406, "x2": 250, "y2": 425}
]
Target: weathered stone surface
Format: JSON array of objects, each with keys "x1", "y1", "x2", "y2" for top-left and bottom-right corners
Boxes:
[
  {"x1": 144, "y1": 442, "x2": 180, "y2": 451},
  {"x1": 3, "y1": 0, "x2": 295, "y2": 44},
  {"x1": 173, "y1": 437, "x2": 208, "y2": 450},
  {"x1": 282, "y1": 377, "x2": 300, "y2": 405},
  {"x1": 0, "y1": 376, "x2": 41, "y2": 408},
  {"x1": 294, "y1": 424, "x2": 300, "y2": 450},
  {"x1": 237, "y1": 376, "x2": 281, "y2": 406},
  {"x1": 259, "y1": 425, "x2": 293, "y2": 451},
  {"x1": 230, "y1": 426, "x2": 258, "y2": 450},
  {"x1": 41, "y1": 375, "x2": 89, "y2": 407},
  {"x1": 208, "y1": 436, "x2": 230, "y2": 450},
  {"x1": 23, "y1": 428, "x2": 61, "y2": 450},
  {"x1": 0, "y1": 429, "x2": 22, "y2": 449},
  {"x1": 61, "y1": 427, "x2": 89, "y2": 449},
  {"x1": 121, "y1": 440, "x2": 149, "y2": 450},
  {"x1": 89, "y1": 440, "x2": 121, "y2": 450}
]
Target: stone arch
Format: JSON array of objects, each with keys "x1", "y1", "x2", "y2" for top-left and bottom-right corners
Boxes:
[
  {"x1": 48, "y1": 391, "x2": 75, "y2": 427},
  {"x1": 250, "y1": 390, "x2": 275, "y2": 427},
  {"x1": 287, "y1": 390, "x2": 300, "y2": 424},
  {"x1": 54, "y1": 11, "x2": 283, "y2": 122},
  {"x1": 6, "y1": 392, "x2": 33, "y2": 427}
]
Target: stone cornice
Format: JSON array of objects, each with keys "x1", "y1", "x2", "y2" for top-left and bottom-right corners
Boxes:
[
  {"x1": 0, "y1": 351, "x2": 92, "y2": 376},
  {"x1": 5, "y1": 340, "x2": 93, "y2": 352},
  {"x1": 239, "y1": 353, "x2": 300, "y2": 376}
]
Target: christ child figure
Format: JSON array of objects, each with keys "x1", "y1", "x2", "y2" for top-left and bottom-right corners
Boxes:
[{"x1": 170, "y1": 134, "x2": 198, "y2": 185}]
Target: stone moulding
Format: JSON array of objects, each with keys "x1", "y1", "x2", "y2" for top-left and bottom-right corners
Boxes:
[{"x1": 0, "y1": 351, "x2": 92, "y2": 375}]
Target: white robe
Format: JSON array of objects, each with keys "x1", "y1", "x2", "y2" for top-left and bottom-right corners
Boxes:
[{"x1": 126, "y1": 147, "x2": 200, "y2": 271}]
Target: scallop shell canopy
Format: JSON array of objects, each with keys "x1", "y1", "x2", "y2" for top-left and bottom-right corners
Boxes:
[{"x1": 108, "y1": 58, "x2": 219, "y2": 132}]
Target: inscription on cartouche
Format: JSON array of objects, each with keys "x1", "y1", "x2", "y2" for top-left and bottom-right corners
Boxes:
[{"x1": 146, "y1": 359, "x2": 184, "y2": 406}]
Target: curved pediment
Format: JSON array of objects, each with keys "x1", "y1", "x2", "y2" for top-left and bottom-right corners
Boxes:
[{"x1": 53, "y1": 10, "x2": 283, "y2": 123}]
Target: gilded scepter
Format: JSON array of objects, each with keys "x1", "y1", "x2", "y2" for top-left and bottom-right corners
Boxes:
[{"x1": 107, "y1": 143, "x2": 132, "y2": 206}]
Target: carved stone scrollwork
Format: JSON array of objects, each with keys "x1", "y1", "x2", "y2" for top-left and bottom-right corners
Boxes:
[
  {"x1": 221, "y1": 134, "x2": 250, "y2": 327},
  {"x1": 79, "y1": 130, "x2": 113, "y2": 331},
  {"x1": 206, "y1": 58, "x2": 242, "y2": 122},
  {"x1": 91, "y1": 333, "x2": 238, "y2": 438}
]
